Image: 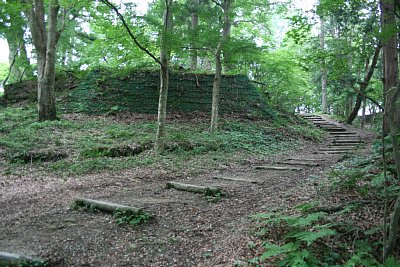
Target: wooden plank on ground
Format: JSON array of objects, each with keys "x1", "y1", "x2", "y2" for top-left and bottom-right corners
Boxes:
[
  {"x1": 212, "y1": 176, "x2": 258, "y2": 184},
  {"x1": 254, "y1": 165, "x2": 302, "y2": 171}
]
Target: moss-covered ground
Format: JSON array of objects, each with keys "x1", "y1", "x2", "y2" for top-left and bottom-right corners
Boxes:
[{"x1": 0, "y1": 104, "x2": 322, "y2": 178}]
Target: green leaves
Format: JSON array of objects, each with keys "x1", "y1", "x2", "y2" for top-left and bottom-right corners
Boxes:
[
  {"x1": 260, "y1": 242, "x2": 300, "y2": 261},
  {"x1": 287, "y1": 227, "x2": 336, "y2": 246}
]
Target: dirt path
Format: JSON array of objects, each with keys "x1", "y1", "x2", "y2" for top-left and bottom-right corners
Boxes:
[{"x1": 0, "y1": 115, "x2": 373, "y2": 266}]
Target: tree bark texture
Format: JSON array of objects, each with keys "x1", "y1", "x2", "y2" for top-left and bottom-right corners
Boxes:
[
  {"x1": 155, "y1": 0, "x2": 173, "y2": 154},
  {"x1": 26, "y1": 0, "x2": 60, "y2": 121},
  {"x1": 210, "y1": 0, "x2": 232, "y2": 133},
  {"x1": 346, "y1": 45, "x2": 381, "y2": 124},
  {"x1": 320, "y1": 16, "x2": 328, "y2": 114}
]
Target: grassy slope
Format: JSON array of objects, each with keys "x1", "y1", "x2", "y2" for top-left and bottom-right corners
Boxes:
[{"x1": 0, "y1": 104, "x2": 323, "y2": 178}]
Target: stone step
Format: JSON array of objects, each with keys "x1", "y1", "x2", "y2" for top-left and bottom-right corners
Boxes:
[
  {"x1": 212, "y1": 176, "x2": 258, "y2": 184},
  {"x1": 254, "y1": 165, "x2": 302, "y2": 171},
  {"x1": 324, "y1": 128, "x2": 348, "y2": 132},
  {"x1": 276, "y1": 161, "x2": 320, "y2": 167},
  {"x1": 316, "y1": 150, "x2": 351, "y2": 154},
  {"x1": 329, "y1": 132, "x2": 357, "y2": 135},
  {"x1": 300, "y1": 114, "x2": 322, "y2": 118},
  {"x1": 332, "y1": 140, "x2": 364, "y2": 144},
  {"x1": 329, "y1": 141, "x2": 362, "y2": 145},
  {"x1": 302, "y1": 117, "x2": 323, "y2": 120},
  {"x1": 317, "y1": 126, "x2": 338, "y2": 129},
  {"x1": 328, "y1": 136, "x2": 361, "y2": 140},
  {"x1": 315, "y1": 123, "x2": 336, "y2": 128},
  {"x1": 314, "y1": 121, "x2": 335, "y2": 125},
  {"x1": 327, "y1": 144, "x2": 359, "y2": 148},
  {"x1": 322, "y1": 147, "x2": 355, "y2": 151},
  {"x1": 308, "y1": 119, "x2": 326, "y2": 122},
  {"x1": 286, "y1": 158, "x2": 326, "y2": 161}
]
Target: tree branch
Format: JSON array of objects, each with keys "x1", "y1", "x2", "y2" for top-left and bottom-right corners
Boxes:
[
  {"x1": 251, "y1": 80, "x2": 268, "y2": 86},
  {"x1": 211, "y1": 0, "x2": 222, "y2": 7},
  {"x1": 100, "y1": 0, "x2": 161, "y2": 65}
]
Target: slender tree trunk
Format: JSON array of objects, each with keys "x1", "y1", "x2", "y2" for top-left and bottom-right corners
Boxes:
[
  {"x1": 100, "y1": 0, "x2": 172, "y2": 155},
  {"x1": 26, "y1": 0, "x2": 60, "y2": 121},
  {"x1": 155, "y1": 0, "x2": 173, "y2": 154},
  {"x1": 381, "y1": 0, "x2": 400, "y2": 260},
  {"x1": 211, "y1": 51, "x2": 222, "y2": 133},
  {"x1": 320, "y1": 16, "x2": 328, "y2": 114},
  {"x1": 381, "y1": 0, "x2": 399, "y2": 134},
  {"x1": 190, "y1": 0, "x2": 199, "y2": 70},
  {"x1": 210, "y1": 0, "x2": 232, "y2": 133},
  {"x1": 346, "y1": 45, "x2": 381, "y2": 124}
]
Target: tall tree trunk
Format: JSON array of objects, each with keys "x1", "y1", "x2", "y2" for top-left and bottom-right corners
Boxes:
[
  {"x1": 346, "y1": 45, "x2": 381, "y2": 124},
  {"x1": 381, "y1": 0, "x2": 399, "y2": 134},
  {"x1": 381, "y1": 0, "x2": 400, "y2": 260},
  {"x1": 190, "y1": 0, "x2": 199, "y2": 70},
  {"x1": 383, "y1": 83, "x2": 400, "y2": 260},
  {"x1": 26, "y1": 0, "x2": 61, "y2": 121},
  {"x1": 320, "y1": 16, "x2": 328, "y2": 114},
  {"x1": 210, "y1": 0, "x2": 232, "y2": 133},
  {"x1": 155, "y1": 0, "x2": 173, "y2": 154}
]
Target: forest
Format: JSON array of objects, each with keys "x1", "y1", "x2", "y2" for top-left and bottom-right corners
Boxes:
[{"x1": 0, "y1": 0, "x2": 399, "y2": 266}]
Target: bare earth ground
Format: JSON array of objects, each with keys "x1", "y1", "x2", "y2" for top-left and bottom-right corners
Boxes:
[{"x1": 0, "y1": 115, "x2": 374, "y2": 266}]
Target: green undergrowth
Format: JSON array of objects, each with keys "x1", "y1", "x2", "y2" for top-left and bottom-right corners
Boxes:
[
  {"x1": 113, "y1": 210, "x2": 152, "y2": 227},
  {"x1": 244, "y1": 138, "x2": 400, "y2": 266},
  {"x1": 0, "y1": 105, "x2": 322, "y2": 177}
]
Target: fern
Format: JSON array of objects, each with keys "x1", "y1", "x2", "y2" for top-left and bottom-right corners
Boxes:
[
  {"x1": 286, "y1": 227, "x2": 336, "y2": 246},
  {"x1": 287, "y1": 212, "x2": 327, "y2": 228},
  {"x1": 260, "y1": 242, "x2": 299, "y2": 261}
]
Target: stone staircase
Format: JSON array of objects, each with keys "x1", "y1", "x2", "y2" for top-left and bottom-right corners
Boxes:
[{"x1": 300, "y1": 114, "x2": 365, "y2": 155}]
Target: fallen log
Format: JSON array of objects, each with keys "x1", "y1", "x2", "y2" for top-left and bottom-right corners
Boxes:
[
  {"x1": 166, "y1": 181, "x2": 223, "y2": 196},
  {"x1": 0, "y1": 252, "x2": 47, "y2": 267},
  {"x1": 73, "y1": 198, "x2": 142, "y2": 215},
  {"x1": 254, "y1": 166, "x2": 302, "y2": 171}
]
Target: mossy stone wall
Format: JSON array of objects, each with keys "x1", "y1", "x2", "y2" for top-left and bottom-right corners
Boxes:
[
  {"x1": 2, "y1": 69, "x2": 273, "y2": 117},
  {"x1": 66, "y1": 69, "x2": 272, "y2": 116}
]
